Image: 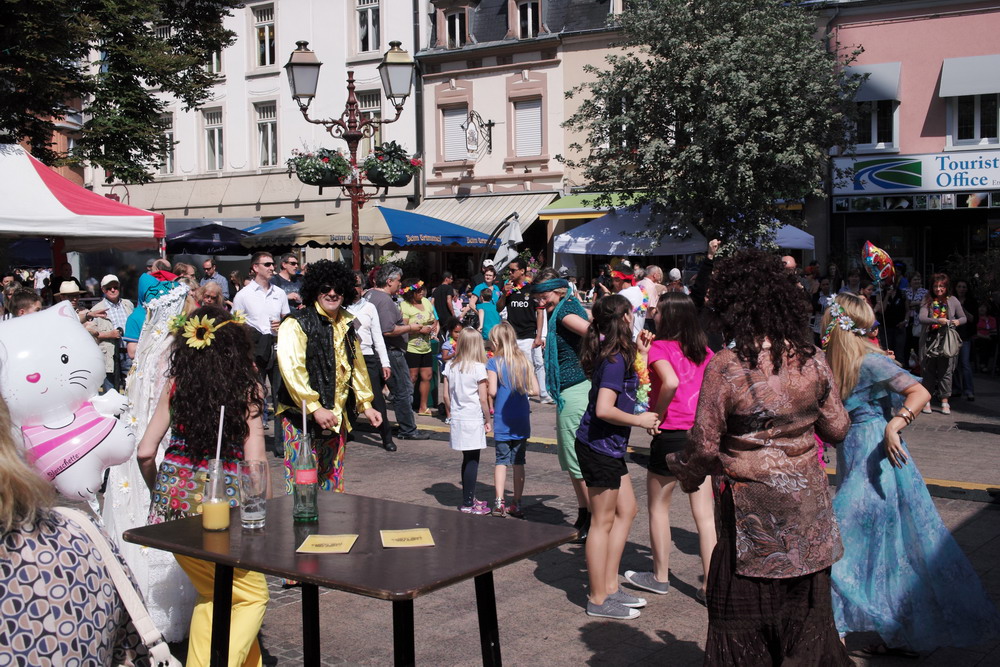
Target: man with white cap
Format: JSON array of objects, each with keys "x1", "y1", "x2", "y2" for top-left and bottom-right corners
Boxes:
[
  {"x1": 91, "y1": 275, "x2": 135, "y2": 388},
  {"x1": 470, "y1": 258, "x2": 495, "y2": 291}
]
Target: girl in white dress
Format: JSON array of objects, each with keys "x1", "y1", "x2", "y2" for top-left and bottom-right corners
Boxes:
[
  {"x1": 443, "y1": 327, "x2": 492, "y2": 514},
  {"x1": 101, "y1": 280, "x2": 198, "y2": 641}
]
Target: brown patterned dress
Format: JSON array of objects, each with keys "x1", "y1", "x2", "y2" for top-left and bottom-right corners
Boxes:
[{"x1": 667, "y1": 346, "x2": 852, "y2": 666}]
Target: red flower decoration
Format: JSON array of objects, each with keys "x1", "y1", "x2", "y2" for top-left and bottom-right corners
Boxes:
[{"x1": 322, "y1": 157, "x2": 329, "y2": 163}]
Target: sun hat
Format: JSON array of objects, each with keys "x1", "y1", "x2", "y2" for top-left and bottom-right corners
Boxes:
[{"x1": 57, "y1": 281, "x2": 83, "y2": 296}]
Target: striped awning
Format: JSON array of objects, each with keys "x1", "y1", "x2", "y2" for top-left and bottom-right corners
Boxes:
[{"x1": 410, "y1": 192, "x2": 558, "y2": 235}]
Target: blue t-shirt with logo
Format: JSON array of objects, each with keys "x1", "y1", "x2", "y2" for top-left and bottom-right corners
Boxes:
[
  {"x1": 575, "y1": 353, "x2": 638, "y2": 458},
  {"x1": 486, "y1": 357, "x2": 531, "y2": 441}
]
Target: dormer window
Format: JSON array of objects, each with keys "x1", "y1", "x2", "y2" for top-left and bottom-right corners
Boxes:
[
  {"x1": 518, "y1": 1, "x2": 540, "y2": 39},
  {"x1": 446, "y1": 11, "x2": 467, "y2": 49}
]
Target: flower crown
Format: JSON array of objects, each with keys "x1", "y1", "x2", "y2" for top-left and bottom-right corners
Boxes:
[
  {"x1": 821, "y1": 302, "x2": 870, "y2": 349},
  {"x1": 400, "y1": 280, "x2": 424, "y2": 295},
  {"x1": 169, "y1": 311, "x2": 248, "y2": 349}
]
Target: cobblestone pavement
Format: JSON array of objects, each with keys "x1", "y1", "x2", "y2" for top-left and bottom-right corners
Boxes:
[{"x1": 242, "y1": 373, "x2": 999, "y2": 665}]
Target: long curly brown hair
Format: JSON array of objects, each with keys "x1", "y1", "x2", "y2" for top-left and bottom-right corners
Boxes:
[
  {"x1": 708, "y1": 248, "x2": 815, "y2": 371},
  {"x1": 168, "y1": 306, "x2": 263, "y2": 459}
]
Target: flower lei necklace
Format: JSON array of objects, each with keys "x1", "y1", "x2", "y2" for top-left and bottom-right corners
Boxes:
[
  {"x1": 506, "y1": 280, "x2": 528, "y2": 295},
  {"x1": 929, "y1": 298, "x2": 947, "y2": 330},
  {"x1": 169, "y1": 311, "x2": 248, "y2": 349},
  {"x1": 634, "y1": 283, "x2": 651, "y2": 317},
  {"x1": 634, "y1": 353, "x2": 650, "y2": 413},
  {"x1": 820, "y1": 302, "x2": 870, "y2": 349}
]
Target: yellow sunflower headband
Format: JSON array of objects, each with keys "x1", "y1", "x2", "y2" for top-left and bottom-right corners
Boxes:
[{"x1": 169, "y1": 311, "x2": 248, "y2": 349}]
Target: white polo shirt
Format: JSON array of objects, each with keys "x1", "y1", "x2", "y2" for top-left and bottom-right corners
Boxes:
[{"x1": 231, "y1": 280, "x2": 290, "y2": 335}]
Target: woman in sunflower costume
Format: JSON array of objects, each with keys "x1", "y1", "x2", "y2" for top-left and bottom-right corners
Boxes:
[
  {"x1": 137, "y1": 305, "x2": 270, "y2": 667},
  {"x1": 275, "y1": 260, "x2": 381, "y2": 494}
]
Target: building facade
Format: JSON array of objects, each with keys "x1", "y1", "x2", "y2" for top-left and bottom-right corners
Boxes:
[
  {"x1": 822, "y1": 0, "x2": 1000, "y2": 276},
  {"x1": 120, "y1": 0, "x2": 428, "y2": 258}
]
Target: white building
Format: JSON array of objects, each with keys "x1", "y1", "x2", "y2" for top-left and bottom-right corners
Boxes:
[{"x1": 123, "y1": 0, "x2": 429, "y2": 241}]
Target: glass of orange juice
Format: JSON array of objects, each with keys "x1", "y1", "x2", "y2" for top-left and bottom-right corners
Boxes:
[{"x1": 201, "y1": 459, "x2": 231, "y2": 531}]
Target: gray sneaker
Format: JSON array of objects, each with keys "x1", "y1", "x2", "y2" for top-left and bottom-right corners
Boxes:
[
  {"x1": 608, "y1": 587, "x2": 646, "y2": 608},
  {"x1": 624, "y1": 570, "x2": 670, "y2": 595},
  {"x1": 586, "y1": 598, "x2": 640, "y2": 620}
]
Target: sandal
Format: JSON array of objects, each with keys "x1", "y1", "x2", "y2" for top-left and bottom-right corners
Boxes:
[
  {"x1": 861, "y1": 643, "x2": 918, "y2": 659},
  {"x1": 417, "y1": 410, "x2": 433, "y2": 416}
]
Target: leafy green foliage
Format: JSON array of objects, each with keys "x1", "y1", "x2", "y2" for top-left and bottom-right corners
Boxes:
[
  {"x1": 563, "y1": 0, "x2": 862, "y2": 250},
  {"x1": 0, "y1": 0, "x2": 241, "y2": 183}
]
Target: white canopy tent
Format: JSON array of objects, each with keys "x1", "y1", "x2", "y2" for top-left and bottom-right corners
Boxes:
[
  {"x1": 553, "y1": 206, "x2": 814, "y2": 256},
  {"x1": 0, "y1": 144, "x2": 165, "y2": 251}
]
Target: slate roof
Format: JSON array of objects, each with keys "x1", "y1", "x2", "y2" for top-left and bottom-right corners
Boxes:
[{"x1": 423, "y1": 0, "x2": 614, "y2": 56}]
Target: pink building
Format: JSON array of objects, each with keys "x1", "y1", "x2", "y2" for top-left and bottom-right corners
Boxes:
[{"x1": 822, "y1": 0, "x2": 1000, "y2": 276}]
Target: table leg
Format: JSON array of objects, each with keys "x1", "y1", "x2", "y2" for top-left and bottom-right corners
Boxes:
[
  {"x1": 392, "y1": 599, "x2": 415, "y2": 667},
  {"x1": 474, "y1": 572, "x2": 502, "y2": 666},
  {"x1": 211, "y1": 564, "x2": 234, "y2": 667},
  {"x1": 302, "y1": 584, "x2": 321, "y2": 664}
]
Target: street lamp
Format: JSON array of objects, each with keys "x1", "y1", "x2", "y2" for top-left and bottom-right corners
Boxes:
[{"x1": 285, "y1": 40, "x2": 417, "y2": 270}]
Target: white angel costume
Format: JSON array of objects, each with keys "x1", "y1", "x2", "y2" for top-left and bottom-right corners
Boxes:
[{"x1": 101, "y1": 281, "x2": 196, "y2": 642}]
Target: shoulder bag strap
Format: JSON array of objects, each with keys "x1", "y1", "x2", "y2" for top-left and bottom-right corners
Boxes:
[{"x1": 53, "y1": 507, "x2": 180, "y2": 667}]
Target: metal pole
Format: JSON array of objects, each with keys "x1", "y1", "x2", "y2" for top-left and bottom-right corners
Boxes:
[{"x1": 351, "y1": 194, "x2": 361, "y2": 271}]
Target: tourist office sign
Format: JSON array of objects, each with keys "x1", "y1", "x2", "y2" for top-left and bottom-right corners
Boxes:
[{"x1": 832, "y1": 150, "x2": 1000, "y2": 212}]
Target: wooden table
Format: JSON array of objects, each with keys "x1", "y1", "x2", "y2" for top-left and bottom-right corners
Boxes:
[{"x1": 124, "y1": 493, "x2": 577, "y2": 666}]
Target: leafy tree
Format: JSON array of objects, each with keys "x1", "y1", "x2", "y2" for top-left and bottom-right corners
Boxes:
[
  {"x1": 0, "y1": 0, "x2": 241, "y2": 184},
  {"x1": 563, "y1": 0, "x2": 861, "y2": 249}
]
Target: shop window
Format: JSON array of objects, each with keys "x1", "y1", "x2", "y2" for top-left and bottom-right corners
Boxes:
[
  {"x1": 950, "y1": 94, "x2": 999, "y2": 146},
  {"x1": 357, "y1": 0, "x2": 380, "y2": 53},
  {"x1": 518, "y1": 1, "x2": 540, "y2": 39},
  {"x1": 443, "y1": 106, "x2": 469, "y2": 161},
  {"x1": 204, "y1": 109, "x2": 224, "y2": 171},
  {"x1": 856, "y1": 100, "x2": 897, "y2": 151},
  {"x1": 253, "y1": 5, "x2": 276, "y2": 68},
  {"x1": 514, "y1": 99, "x2": 542, "y2": 156},
  {"x1": 446, "y1": 11, "x2": 467, "y2": 49},
  {"x1": 255, "y1": 102, "x2": 277, "y2": 167}
]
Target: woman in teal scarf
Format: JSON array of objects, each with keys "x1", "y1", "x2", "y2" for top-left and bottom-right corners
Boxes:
[{"x1": 530, "y1": 268, "x2": 592, "y2": 539}]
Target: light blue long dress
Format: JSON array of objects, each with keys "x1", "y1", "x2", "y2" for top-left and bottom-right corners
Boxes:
[{"x1": 831, "y1": 353, "x2": 1000, "y2": 650}]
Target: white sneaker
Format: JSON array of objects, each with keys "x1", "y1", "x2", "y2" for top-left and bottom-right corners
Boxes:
[{"x1": 941, "y1": 403, "x2": 951, "y2": 415}]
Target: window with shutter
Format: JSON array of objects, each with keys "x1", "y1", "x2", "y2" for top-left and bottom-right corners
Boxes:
[
  {"x1": 443, "y1": 107, "x2": 469, "y2": 161},
  {"x1": 514, "y1": 99, "x2": 542, "y2": 157}
]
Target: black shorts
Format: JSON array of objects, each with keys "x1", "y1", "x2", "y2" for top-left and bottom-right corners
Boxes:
[
  {"x1": 648, "y1": 429, "x2": 688, "y2": 477},
  {"x1": 575, "y1": 440, "x2": 628, "y2": 489},
  {"x1": 405, "y1": 351, "x2": 433, "y2": 369}
]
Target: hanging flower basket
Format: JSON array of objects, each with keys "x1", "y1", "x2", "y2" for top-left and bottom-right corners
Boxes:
[
  {"x1": 362, "y1": 141, "x2": 422, "y2": 189},
  {"x1": 287, "y1": 148, "x2": 352, "y2": 188}
]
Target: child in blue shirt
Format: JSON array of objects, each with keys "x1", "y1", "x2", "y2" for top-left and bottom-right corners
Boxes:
[
  {"x1": 486, "y1": 322, "x2": 538, "y2": 517},
  {"x1": 476, "y1": 288, "x2": 501, "y2": 341}
]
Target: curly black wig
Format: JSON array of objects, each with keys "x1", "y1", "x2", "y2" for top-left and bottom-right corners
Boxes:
[
  {"x1": 168, "y1": 306, "x2": 264, "y2": 459},
  {"x1": 299, "y1": 260, "x2": 358, "y2": 308},
  {"x1": 708, "y1": 248, "x2": 815, "y2": 371}
]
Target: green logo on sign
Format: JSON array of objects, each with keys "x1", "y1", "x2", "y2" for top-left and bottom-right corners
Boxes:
[{"x1": 852, "y1": 158, "x2": 922, "y2": 190}]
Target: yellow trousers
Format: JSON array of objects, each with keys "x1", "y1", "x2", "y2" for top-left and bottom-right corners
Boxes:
[{"x1": 176, "y1": 555, "x2": 269, "y2": 667}]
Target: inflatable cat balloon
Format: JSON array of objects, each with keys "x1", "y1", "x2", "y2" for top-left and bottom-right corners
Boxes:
[{"x1": 0, "y1": 301, "x2": 135, "y2": 499}]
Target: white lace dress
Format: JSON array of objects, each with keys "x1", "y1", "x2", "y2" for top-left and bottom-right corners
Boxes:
[{"x1": 101, "y1": 283, "x2": 197, "y2": 642}]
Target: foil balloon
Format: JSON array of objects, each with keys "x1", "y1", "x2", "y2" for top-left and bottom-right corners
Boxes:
[
  {"x1": 0, "y1": 301, "x2": 135, "y2": 500},
  {"x1": 862, "y1": 240, "x2": 895, "y2": 287}
]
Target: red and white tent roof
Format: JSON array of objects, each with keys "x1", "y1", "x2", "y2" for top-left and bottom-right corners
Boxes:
[{"x1": 0, "y1": 144, "x2": 164, "y2": 250}]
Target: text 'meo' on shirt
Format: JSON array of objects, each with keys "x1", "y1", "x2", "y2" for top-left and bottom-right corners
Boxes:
[
  {"x1": 364, "y1": 288, "x2": 407, "y2": 350},
  {"x1": 504, "y1": 286, "x2": 538, "y2": 339},
  {"x1": 575, "y1": 352, "x2": 638, "y2": 458},
  {"x1": 486, "y1": 357, "x2": 531, "y2": 441}
]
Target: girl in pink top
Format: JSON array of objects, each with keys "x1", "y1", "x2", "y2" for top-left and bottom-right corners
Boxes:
[{"x1": 624, "y1": 292, "x2": 716, "y2": 601}]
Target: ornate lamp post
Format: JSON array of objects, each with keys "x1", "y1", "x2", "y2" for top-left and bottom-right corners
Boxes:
[{"x1": 285, "y1": 40, "x2": 417, "y2": 270}]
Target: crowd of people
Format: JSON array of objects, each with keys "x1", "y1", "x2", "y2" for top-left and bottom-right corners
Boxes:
[{"x1": 1, "y1": 243, "x2": 999, "y2": 665}]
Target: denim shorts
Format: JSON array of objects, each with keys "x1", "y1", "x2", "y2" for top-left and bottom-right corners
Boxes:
[{"x1": 495, "y1": 438, "x2": 527, "y2": 466}]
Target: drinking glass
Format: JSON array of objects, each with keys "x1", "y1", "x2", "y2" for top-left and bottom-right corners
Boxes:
[{"x1": 238, "y1": 460, "x2": 269, "y2": 530}]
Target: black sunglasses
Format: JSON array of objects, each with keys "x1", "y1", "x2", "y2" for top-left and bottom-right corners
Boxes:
[{"x1": 259, "y1": 262, "x2": 275, "y2": 267}]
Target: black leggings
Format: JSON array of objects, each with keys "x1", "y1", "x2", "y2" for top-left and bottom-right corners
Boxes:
[{"x1": 461, "y1": 450, "x2": 481, "y2": 506}]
